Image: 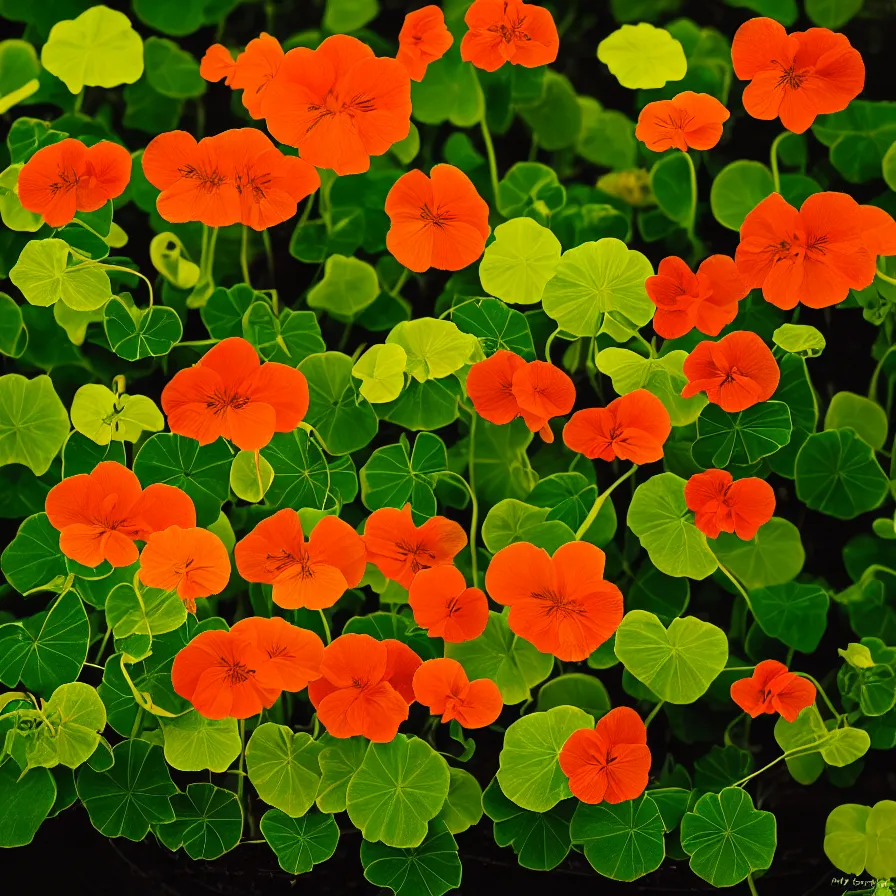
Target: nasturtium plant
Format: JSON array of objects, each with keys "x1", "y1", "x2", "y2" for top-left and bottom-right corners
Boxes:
[{"x1": 1, "y1": 2, "x2": 893, "y2": 893}]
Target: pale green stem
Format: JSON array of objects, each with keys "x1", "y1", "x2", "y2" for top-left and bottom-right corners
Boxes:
[
  {"x1": 237, "y1": 719, "x2": 246, "y2": 807},
  {"x1": 393, "y1": 267, "x2": 410, "y2": 295},
  {"x1": 747, "y1": 872, "x2": 760, "y2": 896},
  {"x1": 644, "y1": 700, "x2": 665, "y2": 728},
  {"x1": 868, "y1": 345, "x2": 896, "y2": 400},
  {"x1": 467, "y1": 415, "x2": 480, "y2": 588},
  {"x1": 263, "y1": 230, "x2": 275, "y2": 294},
  {"x1": 718, "y1": 563, "x2": 755, "y2": 616},
  {"x1": 544, "y1": 327, "x2": 561, "y2": 362},
  {"x1": 480, "y1": 117, "x2": 500, "y2": 204},
  {"x1": 240, "y1": 226, "x2": 252, "y2": 288},
  {"x1": 770, "y1": 131, "x2": 788, "y2": 194},
  {"x1": 875, "y1": 266, "x2": 896, "y2": 286},
  {"x1": 795, "y1": 672, "x2": 841, "y2": 721},
  {"x1": 319, "y1": 610, "x2": 332, "y2": 645},
  {"x1": 576, "y1": 464, "x2": 638, "y2": 540}
]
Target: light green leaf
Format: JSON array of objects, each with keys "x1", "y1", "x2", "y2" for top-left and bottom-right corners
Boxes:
[
  {"x1": 806, "y1": 0, "x2": 864, "y2": 29},
  {"x1": 824, "y1": 392, "x2": 888, "y2": 451},
  {"x1": 307, "y1": 254, "x2": 380, "y2": 319},
  {"x1": 481, "y1": 499, "x2": 575, "y2": 554},
  {"x1": 824, "y1": 800, "x2": 896, "y2": 879},
  {"x1": 0, "y1": 163, "x2": 42, "y2": 232},
  {"x1": 41, "y1": 5, "x2": 144, "y2": 94},
  {"x1": 536, "y1": 672, "x2": 611, "y2": 718},
  {"x1": 105, "y1": 582, "x2": 187, "y2": 640},
  {"x1": 479, "y1": 217, "x2": 562, "y2": 306},
  {"x1": 323, "y1": 0, "x2": 379, "y2": 33},
  {"x1": 315, "y1": 735, "x2": 367, "y2": 814},
  {"x1": 386, "y1": 318, "x2": 478, "y2": 382},
  {"x1": 150, "y1": 232, "x2": 200, "y2": 290},
  {"x1": 246, "y1": 723, "x2": 323, "y2": 818},
  {"x1": 261, "y1": 808, "x2": 340, "y2": 874},
  {"x1": 710, "y1": 160, "x2": 774, "y2": 231},
  {"x1": 27, "y1": 681, "x2": 106, "y2": 770},
  {"x1": 103, "y1": 298, "x2": 182, "y2": 361},
  {"x1": 352, "y1": 343, "x2": 407, "y2": 403},
  {"x1": 70, "y1": 384, "x2": 163, "y2": 446},
  {"x1": 10, "y1": 239, "x2": 111, "y2": 311},
  {"x1": 614, "y1": 609, "x2": 729, "y2": 704},
  {"x1": 497, "y1": 707, "x2": 594, "y2": 812},
  {"x1": 712, "y1": 518, "x2": 805, "y2": 589},
  {"x1": 160, "y1": 711, "x2": 241, "y2": 773},
  {"x1": 230, "y1": 450, "x2": 273, "y2": 503},
  {"x1": 772, "y1": 323, "x2": 826, "y2": 357},
  {"x1": 597, "y1": 23, "x2": 687, "y2": 90},
  {"x1": 436, "y1": 768, "x2": 483, "y2": 835},
  {"x1": 0, "y1": 374, "x2": 69, "y2": 475}
]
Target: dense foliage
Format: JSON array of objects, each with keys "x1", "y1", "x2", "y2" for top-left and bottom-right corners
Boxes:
[{"x1": 1, "y1": 1, "x2": 896, "y2": 893}]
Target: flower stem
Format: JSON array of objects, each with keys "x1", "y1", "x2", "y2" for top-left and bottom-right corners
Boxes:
[
  {"x1": 393, "y1": 267, "x2": 410, "y2": 295},
  {"x1": 467, "y1": 414, "x2": 480, "y2": 589},
  {"x1": 262, "y1": 230, "x2": 275, "y2": 291},
  {"x1": 747, "y1": 872, "x2": 760, "y2": 896},
  {"x1": 576, "y1": 464, "x2": 638, "y2": 540},
  {"x1": 718, "y1": 563, "x2": 755, "y2": 616},
  {"x1": 868, "y1": 345, "x2": 896, "y2": 400},
  {"x1": 544, "y1": 327, "x2": 561, "y2": 362},
  {"x1": 240, "y1": 226, "x2": 252, "y2": 288},
  {"x1": 732, "y1": 742, "x2": 824, "y2": 787},
  {"x1": 875, "y1": 265, "x2": 896, "y2": 286},
  {"x1": 770, "y1": 131, "x2": 788, "y2": 194},
  {"x1": 644, "y1": 700, "x2": 665, "y2": 728},
  {"x1": 319, "y1": 610, "x2": 332, "y2": 645},
  {"x1": 795, "y1": 672, "x2": 842, "y2": 721},
  {"x1": 73, "y1": 88, "x2": 85, "y2": 114},
  {"x1": 480, "y1": 117, "x2": 500, "y2": 205},
  {"x1": 96, "y1": 264, "x2": 155, "y2": 307},
  {"x1": 237, "y1": 719, "x2": 246, "y2": 808}
]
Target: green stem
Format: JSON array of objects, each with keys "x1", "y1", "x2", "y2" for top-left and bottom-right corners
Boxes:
[
  {"x1": 868, "y1": 345, "x2": 896, "y2": 400},
  {"x1": 240, "y1": 226, "x2": 252, "y2": 288},
  {"x1": 576, "y1": 464, "x2": 638, "y2": 540},
  {"x1": 681, "y1": 149, "x2": 699, "y2": 254},
  {"x1": 252, "y1": 449, "x2": 265, "y2": 500},
  {"x1": 393, "y1": 267, "x2": 410, "y2": 296},
  {"x1": 91, "y1": 264, "x2": 155, "y2": 307},
  {"x1": 770, "y1": 131, "x2": 788, "y2": 194},
  {"x1": 237, "y1": 719, "x2": 246, "y2": 807},
  {"x1": 785, "y1": 646, "x2": 794, "y2": 668},
  {"x1": 747, "y1": 872, "x2": 760, "y2": 896},
  {"x1": 130, "y1": 706, "x2": 144, "y2": 740},
  {"x1": 544, "y1": 327, "x2": 561, "y2": 362},
  {"x1": 93, "y1": 626, "x2": 112, "y2": 664},
  {"x1": 733, "y1": 742, "x2": 826, "y2": 787},
  {"x1": 204, "y1": 226, "x2": 220, "y2": 283},
  {"x1": 875, "y1": 265, "x2": 896, "y2": 287},
  {"x1": 178, "y1": 339, "x2": 219, "y2": 348},
  {"x1": 319, "y1": 610, "x2": 332, "y2": 645},
  {"x1": 630, "y1": 331, "x2": 655, "y2": 358},
  {"x1": 467, "y1": 414, "x2": 480, "y2": 589},
  {"x1": 795, "y1": 672, "x2": 841, "y2": 721},
  {"x1": 73, "y1": 88, "x2": 85, "y2": 114},
  {"x1": 644, "y1": 700, "x2": 665, "y2": 728},
  {"x1": 480, "y1": 117, "x2": 500, "y2": 205},
  {"x1": 718, "y1": 563, "x2": 755, "y2": 616}
]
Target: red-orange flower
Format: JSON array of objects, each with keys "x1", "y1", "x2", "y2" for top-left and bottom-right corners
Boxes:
[
  {"x1": 138, "y1": 525, "x2": 231, "y2": 612},
  {"x1": 732, "y1": 17, "x2": 864, "y2": 134},
  {"x1": 485, "y1": 541, "x2": 623, "y2": 661},
  {"x1": 202, "y1": 33, "x2": 284, "y2": 119},
  {"x1": 171, "y1": 627, "x2": 280, "y2": 720},
  {"x1": 861, "y1": 204, "x2": 896, "y2": 258},
  {"x1": 229, "y1": 616, "x2": 324, "y2": 692},
  {"x1": 216, "y1": 128, "x2": 320, "y2": 230},
  {"x1": 412, "y1": 658, "x2": 502, "y2": 728},
  {"x1": 18, "y1": 138, "x2": 131, "y2": 227},
  {"x1": 142, "y1": 130, "x2": 240, "y2": 227},
  {"x1": 408, "y1": 566, "x2": 489, "y2": 643},
  {"x1": 635, "y1": 92, "x2": 730, "y2": 152},
  {"x1": 385, "y1": 164, "x2": 490, "y2": 273},
  {"x1": 681, "y1": 331, "x2": 780, "y2": 413},
  {"x1": 362, "y1": 505, "x2": 467, "y2": 589},
  {"x1": 646, "y1": 255, "x2": 748, "y2": 339},
  {"x1": 466, "y1": 350, "x2": 526, "y2": 425},
  {"x1": 563, "y1": 389, "x2": 671, "y2": 465},
  {"x1": 45, "y1": 461, "x2": 195, "y2": 569},
  {"x1": 559, "y1": 707, "x2": 651, "y2": 804},
  {"x1": 685, "y1": 470, "x2": 775, "y2": 540},
  {"x1": 235, "y1": 509, "x2": 366, "y2": 610},
  {"x1": 736, "y1": 192, "x2": 877, "y2": 310},
  {"x1": 307, "y1": 634, "x2": 422, "y2": 742},
  {"x1": 730, "y1": 659, "x2": 817, "y2": 723},
  {"x1": 461, "y1": 0, "x2": 559, "y2": 72},
  {"x1": 397, "y1": 6, "x2": 454, "y2": 81},
  {"x1": 261, "y1": 35, "x2": 411, "y2": 176},
  {"x1": 161, "y1": 337, "x2": 309, "y2": 452}
]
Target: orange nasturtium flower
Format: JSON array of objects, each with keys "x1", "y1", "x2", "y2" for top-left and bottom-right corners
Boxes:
[
  {"x1": 732, "y1": 17, "x2": 864, "y2": 134},
  {"x1": 559, "y1": 707, "x2": 651, "y2": 804},
  {"x1": 646, "y1": 255, "x2": 748, "y2": 339},
  {"x1": 201, "y1": 33, "x2": 284, "y2": 119},
  {"x1": 143, "y1": 131, "x2": 240, "y2": 227},
  {"x1": 45, "y1": 461, "x2": 196, "y2": 569},
  {"x1": 730, "y1": 660, "x2": 817, "y2": 723},
  {"x1": 460, "y1": 0, "x2": 559, "y2": 73},
  {"x1": 397, "y1": 6, "x2": 454, "y2": 81},
  {"x1": 307, "y1": 634, "x2": 422, "y2": 742},
  {"x1": 161, "y1": 337, "x2": 309, "y2": 452},
  {"x1": 408, "y1": 566, "x2": 489, "y2": 643},
  {"x1": 635, "y1": 92, "x2": 730, "y2": 153},
  {"x1": 171, "y1": 617, "x2": 323, "y2": 720},
  {"x1": 385, "y1": 164, "x2": 490, "y2": 273},
  {"x1": 685, "y1": 469, "x2": 776, "y2": 540},
  {"x1": 735, "y1": 192, "x2": 883, "y2": 311},
  {"x1": 412, "y1": 658, "x2": 503, "y2": 729},
  {"x1": 138, "y1": 525, "x2": 231, "y2": 612},
  {"x1": 466, "y1": 351, "x2": 576, "y2": 443},
  {"x1": 261, "y1": 35, "x2": 412, "y2": 176},
  {"x1": 681, "y1": 331, "x2": 780, "y2": 413},
  {"x1": 18, "y1": 138, "x2": 132, "y2": 228},
  {"x1": 485, "y1": 541, "x2": 623, "y2": 662},
  {"x1": 216, "y1": 128, "x2": 320, "y2": 230},
  {"x1": 563, "y1": 389, "x2": 671, "y2": 465},
  {"x1": 362, "y1": 505, "x2": 468, "y2": 589},
  {"x1": 234, "y1": 509, "x2": 366, "y2": 610}
]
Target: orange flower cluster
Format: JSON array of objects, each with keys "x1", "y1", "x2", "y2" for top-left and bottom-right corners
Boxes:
[
  {"x1": 685, "y1": 469, "x2": 776, "y2": 540},
  {"x1": 467, "y1": 350, "x2": 576, "y2": 443},
  {"x1": 172, "y1": 616, "x2": 324, "y2": 719},
  {"x1": 142, "y1": 129, "x2": 319, "y2": 229},
  {"x1": 730, "y1": 660, "x2": 817, "y2": 722},
  {"x1": 18, "y1": 138, "x2": 131, "y2": 228}
]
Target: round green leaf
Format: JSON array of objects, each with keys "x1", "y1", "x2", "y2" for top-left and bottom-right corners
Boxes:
[
  {"x1": 680, "y1": 787, "x2": 777, "y2": 887},
  {"x1": 323, "y1": 0, "x2": 379, "y2": 32},
  {"x1": 346, "y1": 735, "x2": 450, "y2": 848},
  {"x1": 201, "y1": 284, "x2": 261, "y2": 339},
  {"x1": 0, "y1": 373, "x2": 69, "y2": 476},
  {"x1": 246, "y1": 723, "x2": 323, "y2": 818},
  {"x1": 692, "y1": 401, "x2": 792, "y2": 468},
  {"x1": 70, "y1": 384, "x2": 164, "y2": 446},
  {"x1": 386, "y1": 318, "x2": 478, "y2": 383},
  {"x1": 824, "y1": 800, "x2": 896, "y2": 879},
  {"x1": 133, "y1": 0, "x2": 208, "y2": 37},
  {"x1": 451, "y1": 298, "x2": 536, "y2": 360},
  {"x1": 597, "y1": 23, "x2": 687, "y2": 90},
  {"x1": 482, "y1": 498, "x2": 575, "y2": 554},
  {"x1": 411, "y1": 45, "x2": 483, "y2": 128},
  {"x1": 496, "y1": 162, "x2": 566, "y2": 221},
  {"x1": 0, "y1": 291, "x2": 28, "y2": 357},
  {"x1": 517, "y1": 71, "x2": 582, "y2": 152},
  {"x1": 627, "y1": 561, "x2": 690, "y2": 625},
  {"x1": 824, "y1": 392, "x2": 888, "y2": 451},
  {"x1": 261, "y1": 808, "x2": 340, "y2": 874},
  {"x1": 243, "y1": 305, "x2": 326, "y2": 365},
  {"x1": 710, "y1": 160, "x2": 773, "y2": 231},
  {"x1": 41, "y1": 5, "x2": 144, "y2": 94},
  {"x1": 436, "y1": 769, "x2": 482, "y2": 836},
  {"x1": 0, "y1": 512, "x2": 67, "y2": 594},
  {"x1": 160, "y1": 711, "x2": 241, "y2": 773},
  {"x1": 570, "y1": 794, "x2": 666, "y2": 882},
  {"x1": 751, "y1": 582, "x2": 829, "y2": 653},
  {"x1": 76, "y1": 739, "x2": 176, "y2": 840},
  {"x1": 806, "y1": 0, "x2": 864, "y2": 29},
  {"x1": 0, "y1": 763, "x2": 55, "y2": 847},
  {"x1": 479, "y1": 217, "x2": 562, "y2": 306},
  {"x1": 134, "y1": 433, "x2": 232, "y2": 528},
  {"x1": 31, "y1": 681, "x2": 107, "y2": 770},
  {"x1": 261, "y1": 428, "x2": 339, "y2": 511},
  {"x1": 537, "y1": 672, "x2": 611, "y2": 718},
  {"x1": 361, "y1": 819, "x2": 461, "y2": 896},
  {"x1": 315, "y1": 735, "x2": 368, "y2": 814},
  {"x1": 446, "y1": 610, "x2": 553, "y2": 705},
  {"x1": 352, "y1": 343, "x2": 407, "y2": 404},
  {"x1": 155, "y1": 782, "x2": 242, "y2": 860},
  {"x1": 772, "y1": 323, "x2": 826, "y2": 358},
  {"x1": 307, "y1": 254, "x2": 380, "y2": 319},
  {"x1": 712, "y1": 518, "x2": 805, "y2": 590},
  {"x1": 795, "y1": 429, "x2": 889, "y2": 519},
  {"x1": 103, "y1": 298, "x2": 182, "y2": 361},
  {"x1": 230, "y1": 449, "x2": 274, "y2": 503},
  {"x1": 105, "y1": 582, "x2": 187, "y2": 640},
  {"x1": 614, "y1": 609, "x2": 729, "y2": 704},
  {"x1": 627, "y1": 473, "x2": 718, "y2": 580},
  {"x1": 542, "y1": 238, "x2": 655, "y2": 338},
  {"x1": 497, "y1": 706, "x2": 594, "y2": 813},
  {"x1": 650, "y1": 152, "x2": 694, "y2": 225},
  {"x1": 143, "y1": 37, "x2": 205, "y2": 99}
]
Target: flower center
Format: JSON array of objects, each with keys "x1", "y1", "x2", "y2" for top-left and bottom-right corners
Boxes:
[
  {"x1": 179, "y1": 162, "x2": 228, "y2": 192},
  {"x1": 205, "y1": 389, "x2": 252, "y2": 415},
  {"x1": 266, "y1": 549, "x2": 314, "y2": 578},
  {"x1": 49, "y1": 165, "x2": 80, "y2": 196},
  {"x1": 488, "y1": 3, "x2": 530, "y2": 43},
  {"x1": 396, "y1": 539, "x2": 437, "y2": 574},
  {"x1": 221, "y1": 658, "x2": 254, "y2": 685},
  {"x1": 531, "y1": 587, "x2": 586, "y2": 618},
  {"x1": 773, "y1": 61, "x2": 810, "y2": 91}
]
